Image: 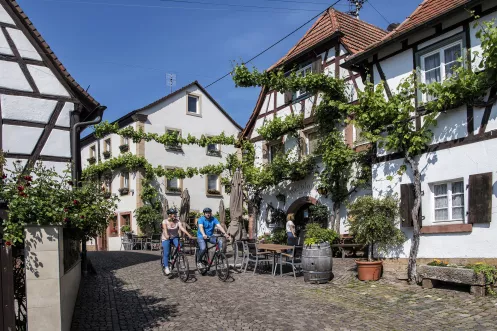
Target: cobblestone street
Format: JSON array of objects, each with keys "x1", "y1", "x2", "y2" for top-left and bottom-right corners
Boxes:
[{"x1": 71, "y1": 251, "x2": 497, "y2": 331}]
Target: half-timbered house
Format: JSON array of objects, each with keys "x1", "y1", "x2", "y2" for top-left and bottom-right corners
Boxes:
[
  {"x1": 343, "y1": 0, "x2": 497, "y2": 264},
  {"x1": 0, "y1": 0, "x2": 104, "y2": 178},
  {"x1": 242, "y1": 8, "x2": 387, "y2": 236}
]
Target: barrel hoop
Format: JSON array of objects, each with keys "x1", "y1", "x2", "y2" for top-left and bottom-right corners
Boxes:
[{"x1": 303, "y1": 271, "x2": 332, "y2": 275}]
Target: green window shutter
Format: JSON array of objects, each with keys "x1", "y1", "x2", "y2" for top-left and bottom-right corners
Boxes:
[{"x1": 468, "y1": 172, "x2": 493, "y2": 224}]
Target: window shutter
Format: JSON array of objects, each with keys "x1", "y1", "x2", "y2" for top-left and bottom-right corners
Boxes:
[
  {"x1": 400, "y1": 184, "x2": 422, "y2": 227},
  {"x1": 262, "y1": 143, "x2": 269, "y2": 164},
  {"x1": 311, "y1": 57, "x2": 323, "y2": 73},
  {"x1": 284, "y1": 91, "x2": 293, "y2": 104},
  {"x1": 468, "y1": 172, "x2": 493, "y2": 224}
]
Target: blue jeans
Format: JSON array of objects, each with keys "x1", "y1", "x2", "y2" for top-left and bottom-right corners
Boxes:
[
  {"x1": 197, "y1": 236, "x2": 222, "y2": 262},
  {"x1": 162, "y1": 237, "x2": 180, "y2": 267}
]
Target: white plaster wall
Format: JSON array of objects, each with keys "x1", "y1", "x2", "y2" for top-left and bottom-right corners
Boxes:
[
  {"x1": 143, "y1": 85, "x2": 240, "y2": 216},
  {"x1": 1, "y1": 94, "x2": 57, "y2": 123},
  {"x1": 0, "y1": 4, "x2": 15, "y2": 25},
  {"x1": 372, "y1": 139, "x2": 497, "y2": 258},
  {"x1": 27, "y1": 65, "x2": 70, "y2": 97},
  {"x1": 470, "y1": 10, "x2": 497, "y2": 71},
  {"x1": 0, "y1": 29, "x2": 12, "y2": 56},
  {"x1": 5, "y1": 157, "x2": 26, "y2": 170},
  {"x1": 276, "y1": 91, "x2": 285, "y2": 108},
  {"x1": 7, "y1": 28, "x2": 42, "y2": 61},
  {"x1": 0, "y1": 60, "x2": 32, "y2": 91},
  {"x1": 429, "y1": 105, "x2": 467, "y2": 144},
  {"x1": 3, "y1": 124, "x2": 43, "y2": 154},
  {"x1": 379, "y1": 49, "x2": 413, "y2": 93},
  {"x1": 418, "y1": 26, "x2": 463, "y2": 50},
  {"x1": 41, "y1": 129, "x2": 71, "y2": 158},
  {"x1": 253, "y1": 140, "x2": 264, "y2": 167},
  {"x1": 55, "y1": 102, "x2": 74, "y2": 128}
]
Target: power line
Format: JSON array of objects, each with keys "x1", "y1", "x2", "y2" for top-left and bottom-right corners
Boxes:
[
  {"x1": 267, "y1": 0, "x2": 347, "y2": 5},
  {"x1": 35, "y1": 0, "x2": 326, "y2": 13},
  {"x1": 159, "y1": 0, "x2": 328, "y2": 12},
  {"x1": 366, "y1": 0, "x2": 391, "y2": 25},
  {"x1": 205, "y1": 0, "x2": 343, "y2": 88}
]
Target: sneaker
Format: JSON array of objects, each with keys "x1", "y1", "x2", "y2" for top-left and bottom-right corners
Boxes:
[
  {"x1": 164, "y1": 267, "x2": 171, "y2": 275},
  {"x1": 197, "y1": 262, "x2": 204, "y2": 270}
]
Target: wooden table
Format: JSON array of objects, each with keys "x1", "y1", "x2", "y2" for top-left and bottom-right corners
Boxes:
[
  {"x1": 133, "y1": 236, "x2": 148, "y2": 250},
  {"x1": 256, "y1": 244, "x2": 294, "y2": 276}
]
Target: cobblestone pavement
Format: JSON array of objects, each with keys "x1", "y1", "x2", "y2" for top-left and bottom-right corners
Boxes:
[{"x1": 71, "y1": 251, "x2": 497, "y2": 331}]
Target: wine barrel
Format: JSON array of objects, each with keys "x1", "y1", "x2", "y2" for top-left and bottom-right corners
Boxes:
[{"x1": 302, "y1": 242, "x2": 333, "y2": 284}]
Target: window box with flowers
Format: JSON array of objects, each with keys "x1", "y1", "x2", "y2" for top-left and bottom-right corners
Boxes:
[
  {"x1": 206, "y1": 149, "x2": 222, "y2": 157},
  {"x1": 103, "y1": 192, "x2": 112, "y2": 199},
  {"x1": 87, "y1": 156, "x2": 96, "y2": 165},
  {"x1": 119, "y1": 144, "x2": 129, "y2": 153},
  {"x1": 118, "y1": 187, "x2": 129, "y2": 196},
  {"x1": 103, "y1": 150, "x2": 111, "y2": 159},
  {"x1": 166, "y1": 186, "x2": 182, "y2": 194},
  {"x1": 207, "y1": 189, "x2": 221, "y2": 195}
]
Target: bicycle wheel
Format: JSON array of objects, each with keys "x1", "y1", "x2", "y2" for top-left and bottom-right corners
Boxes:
[
  {"x1": 177, "y1": 253, "x2": 190, "y2": 282},
  {"x1": 215, "y1": 253, "x2": 230, "y2": 281}
]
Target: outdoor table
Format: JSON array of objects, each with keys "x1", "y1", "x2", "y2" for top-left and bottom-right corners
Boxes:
[
  {"x1": 257, "y1": 244, "x2": 294, "y2": 276},
  {"x1": 133, "y1": 236, "x2": 147, "y2": 250}
]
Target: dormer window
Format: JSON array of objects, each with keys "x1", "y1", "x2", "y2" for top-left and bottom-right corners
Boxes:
[{"x1": 418, "y1": 37, "x2": 463, "y2": 102}]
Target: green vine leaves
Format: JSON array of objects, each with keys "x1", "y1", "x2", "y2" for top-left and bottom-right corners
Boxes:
[{"x1": 257, "y1": 113, "x2": 304, "y2": 141}]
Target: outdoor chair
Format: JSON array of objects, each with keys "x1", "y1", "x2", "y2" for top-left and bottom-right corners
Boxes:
[
  {"x1": 120, "y1": 235, "x2": 133, "y2": 251},
  {"x1": 275, "y1": 245, "x2": 303, "y2": 278},
  {"x1": 236, "y1": 240, "x2": 250, "y2": 271},
  {"x1": 149, "y1": 234, "x2": 161, "y2": 251},
  {"x1": 244, "y1": 242, "x2": 273, "y2": 274}
]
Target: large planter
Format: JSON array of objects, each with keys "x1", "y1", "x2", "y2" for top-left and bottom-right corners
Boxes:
[
  {"x1": 418, "y1": 265, "x2": 488, "y2": 296},
  {"x1": 302, "y1": 242, "x2": 333, "y2": 284},
  {"x1": 356, "y1": 260, "x2": 383, "y2": 281}
]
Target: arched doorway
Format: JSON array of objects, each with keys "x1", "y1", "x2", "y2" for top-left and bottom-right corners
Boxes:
[{"x1": 286, "y1": 196, "x2": 317, "y2": 233}]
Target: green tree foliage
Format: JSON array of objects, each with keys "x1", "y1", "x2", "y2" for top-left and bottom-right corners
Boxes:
[{"x1": 303, "y1": 223, "x2": 338, "y2": 246}]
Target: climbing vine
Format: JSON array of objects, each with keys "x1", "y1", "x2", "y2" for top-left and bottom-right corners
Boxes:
[{"x1": 257, "y1": 113, "x2": 304, "y2": 141}]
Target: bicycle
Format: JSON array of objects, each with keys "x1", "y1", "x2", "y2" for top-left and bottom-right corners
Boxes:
[
  {"x1": 160, "y1": 238, "x2": 190, "y2": 282},
  {"x1": 195, "y1": 234, "x2": 230, "y2": 281}
]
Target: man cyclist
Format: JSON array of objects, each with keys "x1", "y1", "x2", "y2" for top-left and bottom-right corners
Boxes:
[
  {"x1": 196, "y1": 207, "x2": 230, "y2": 270},
  {"x1": 162, "y1": 208, "x2": 193, "y2": 275}
]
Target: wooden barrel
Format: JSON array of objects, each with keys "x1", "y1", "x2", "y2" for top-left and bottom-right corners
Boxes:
[{"x1": 302, "y1": 242, "x2": 333, "y2": 284}]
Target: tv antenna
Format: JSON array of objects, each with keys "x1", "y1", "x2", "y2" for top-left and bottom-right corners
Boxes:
[
  {"x1": 166, "y1": 73, "x2": 176, "y2": 94},
  {"x1": 347, "y1": 0, "x2": 366, "y2": 19}
]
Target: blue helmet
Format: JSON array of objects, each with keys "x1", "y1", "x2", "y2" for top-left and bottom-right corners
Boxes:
[
  {"x1": 203, "y1": 207, "x2": 212, "y2": 213},
  {"x1": 167, "y1": 208, "x2": 177, "y2": 215}
]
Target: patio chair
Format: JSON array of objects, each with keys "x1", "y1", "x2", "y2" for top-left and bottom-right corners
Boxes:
[
  {"x1": 149, "y1": 234, "x2": 161, "y2": 251},
  {"x1": 120, "y1": 235, "x2": 133, "y2": 251},
  {"x1": 275, "y1": 245, "x2": 303, "y2": 278},
  {"x1": 232, "y1": 240, "x2": 246, "y2": 270},
  {"x1": 244, "y1": 242, "x2": 273, "y2": 274}
]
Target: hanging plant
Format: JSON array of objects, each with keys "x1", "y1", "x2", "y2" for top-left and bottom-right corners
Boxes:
[
  {"x1": 103, "y1": 151, "x2": 111, "y2": 159},
  {"x1": 276, "y1": 193, "x2": 286, "y2": 203},
  {"x1": 119, "y1": 144, "x2": 129, "y2": 153},
  {"x1": 87, "y1": 157, "x2": 96, "y2": 165},
  {"x1": 118, "y1": 188, "x2": 129, "y2": 196},
  {"x1": 317, "y1": 186, "x2": 328, "y2": 196}
]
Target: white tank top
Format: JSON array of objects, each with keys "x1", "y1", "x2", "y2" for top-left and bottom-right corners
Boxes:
[{"x1": 162, "y1": 219, "x2": 180, "y2": 240}]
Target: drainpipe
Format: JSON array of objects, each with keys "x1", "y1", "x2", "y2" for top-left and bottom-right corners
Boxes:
[{"x1": 71, "y1": 105, "x2": 106, "y2": 275}]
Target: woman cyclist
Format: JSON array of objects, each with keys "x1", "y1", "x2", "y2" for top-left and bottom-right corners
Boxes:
[{"x1": 162, "y1": 208, "x2": 193, "y2": 275}]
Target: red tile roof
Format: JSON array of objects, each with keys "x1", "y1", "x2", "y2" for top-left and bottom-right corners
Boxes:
[
  {"x1": 346, "y1": 0, "x2": 472, "y2": 64},
  {"x1": 6, "y1": 0, "x2": 101, "y2": 112},
  {"x1": 269, "y1": 8, "x2": 387, "y2": 70}
]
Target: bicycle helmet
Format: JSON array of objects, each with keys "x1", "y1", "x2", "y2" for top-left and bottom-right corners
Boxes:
[
  {"x1": 167, "y1": 208, "x2": 177, "y2": 215},
  {"x1": 203, "y1": 207, "x2": 212, "y2": 213}
]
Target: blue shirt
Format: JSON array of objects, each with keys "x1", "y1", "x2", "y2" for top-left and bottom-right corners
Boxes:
[{"x1": 197, "y1": 216, "x2": 220, "y2": 238}]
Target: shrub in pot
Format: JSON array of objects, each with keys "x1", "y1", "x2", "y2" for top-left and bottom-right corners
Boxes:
[{"x1": 347, "y1": 196, "x2": 406, "y2": 281}]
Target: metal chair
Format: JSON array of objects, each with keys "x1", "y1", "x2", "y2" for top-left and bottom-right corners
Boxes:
[
  {"x1": 244, "y1": 242, "x2": 273, "y2": 274},
  {"x1": 120, "y1": 235, "x2": 133, "y2": 251},
  {"x1": 149, "y1": 234, "x2": 161, "y2": 251},
  {"x1": 275, "y1": 244, "x2": 303, "y2": 278}
]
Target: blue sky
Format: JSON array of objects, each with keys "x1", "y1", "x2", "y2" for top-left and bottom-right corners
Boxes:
[{"x1": 18, "y1": 0, "x2": 421, "y2": 130}]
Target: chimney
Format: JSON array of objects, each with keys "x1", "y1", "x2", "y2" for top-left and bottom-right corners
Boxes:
[{"x1": 387, "y1": 23, "x2": 400, "y2": 32}]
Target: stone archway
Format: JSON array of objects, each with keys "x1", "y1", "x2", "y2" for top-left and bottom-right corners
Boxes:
[{"x1": 286, "y1": 196, "x2": 317, "y2": 215}]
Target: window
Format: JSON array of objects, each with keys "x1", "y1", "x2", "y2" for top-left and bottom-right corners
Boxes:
[
  {"x1": 187, "y1": 94, "x2": 200, "y2": 115},
  {"x1": 122, "y1": 137, "x2": 129, "y2": 145},
  {"x1": 90, "y1": 145, "x2": 96, "y2": 158},
  {"x1": 420, "y1": 40, "x2": 462, "y2": 101},
  {"x1": 269, "y1": 142, "x2": 283, "y2": 163},
  {"x1": 206, "y1": 174, "x2": 220, "y2": 195},
  {"x1": 120, "y1": 214, "x2": 131, "y2": 234},
  {"x1": 433, "y1": 180, "x2": 464, "y2": 222},
  {"x1": 304, "y1": 132, "x2": 319, "y2": 155},
  {"x1": 165, "y1": 128, "x2": 182, "y2": 150},
  {"x1": 122, "y1": 172, "x2": 129, "y2": 189},
  {"x1": 104, "y1": 138, "x2": 111, "y2": 152},
  {"x1": 104, "y1": 180, "x2": 111, "y2": 192},
  {"x1": 354, "y1": 125, "x2": 368, "y2": 146},
  {"x1": 165, "y1": 169, "x2": 182, "y2": 193},
  {"x1": 206, "y1": 142, "x2": 221, "y2": 156},
  {"x1": 109, "y1": 216, "x2": 118, "y2": 236},
  {"x1": 295, "y1": 64, "x2": 312, "y2": 99}
]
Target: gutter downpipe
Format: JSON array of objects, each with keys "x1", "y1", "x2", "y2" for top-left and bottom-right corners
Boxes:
[{"x1": 71, "y1": 105, "x2": 106, "y2": 275}]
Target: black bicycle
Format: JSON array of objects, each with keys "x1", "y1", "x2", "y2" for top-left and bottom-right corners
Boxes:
[
  {"x1": 160, "y1": 238, "x2": 189, "y2": 282},
  {"x1": 196, "y1": 235, "x2": 230, "y2": 281}
]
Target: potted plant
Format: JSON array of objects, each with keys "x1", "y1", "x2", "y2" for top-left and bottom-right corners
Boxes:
[
  {"x1": 317, "y1": 186, "x2": 328, "y2": 196},
  {"x1": 120, "y1": 225, "x2": 131, "y2": 235},
  {"x1": 103, "y1": 191, "x2": 112, "y2": 199},
  {"x1": 87, "y1": 156, "x2": 96, "y2": 165},
  {"x1": 119, "y1": 144, "x2": 129, "y2": 153},
  {"x1": 103, "y1": 150, "x2": 111, "y2": 159},
  {"x1": 302, "y1": 223, "x2": 338, "y2": 283},
  {"x1": 347, "y1": 196, "x2": 406, "y2": 281},
  {"x1": 118, "y1": 187, "x2": 129, "y2": 195}
]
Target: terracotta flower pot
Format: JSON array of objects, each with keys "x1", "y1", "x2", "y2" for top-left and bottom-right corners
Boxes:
[{"x1": 356, "y1": 260, "x2": 383, "y2": 281}]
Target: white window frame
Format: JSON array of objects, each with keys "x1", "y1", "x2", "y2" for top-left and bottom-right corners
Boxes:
[
  {"x1": 432, "y1": 179, "x2": 465, "y2": 223},
  {"x1": 165, "y1": 167, "x2": 183, "y2": 193},
  {"x1": 206, "y1": 174, "x2": 221, "y2": 195},
  {"x1": 165, "y1": 127, "x2": 182, "y2": 150},
  {"x1": 104, "y1": 138, "x2": 111, "y2": 152},
  {"x1": 295, "y1": 64, "x2": 312, "y2": 99},
  {"x1": 419, "y1": 39, "x2": 463, "y2": 102},
  {"x1": 186, "y1": 93, "x2": 201, "y2": 116},
  {"x1": 123, "y1": 172, "x2": 129, "y2": 189},
  {"x1": 89, "y1": 145, "x2": 96, "y2": 158},
  {"x1": 304, "y1": 131, "x2": 319, "y2": 155}
]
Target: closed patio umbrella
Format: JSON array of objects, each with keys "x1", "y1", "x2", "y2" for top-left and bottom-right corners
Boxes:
[
  {"x1": 228, "y1": 169, "x2": 243, "y2": 240},
  {"x1": 162, "y1": 197, "x2": 169, "y2": 219},
  {"x1": 219, "y1": 199, "x2": 227, "y2": 231},
  {"x1": 179, "y1": 188, "x2": 191, "y2": 230}
]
